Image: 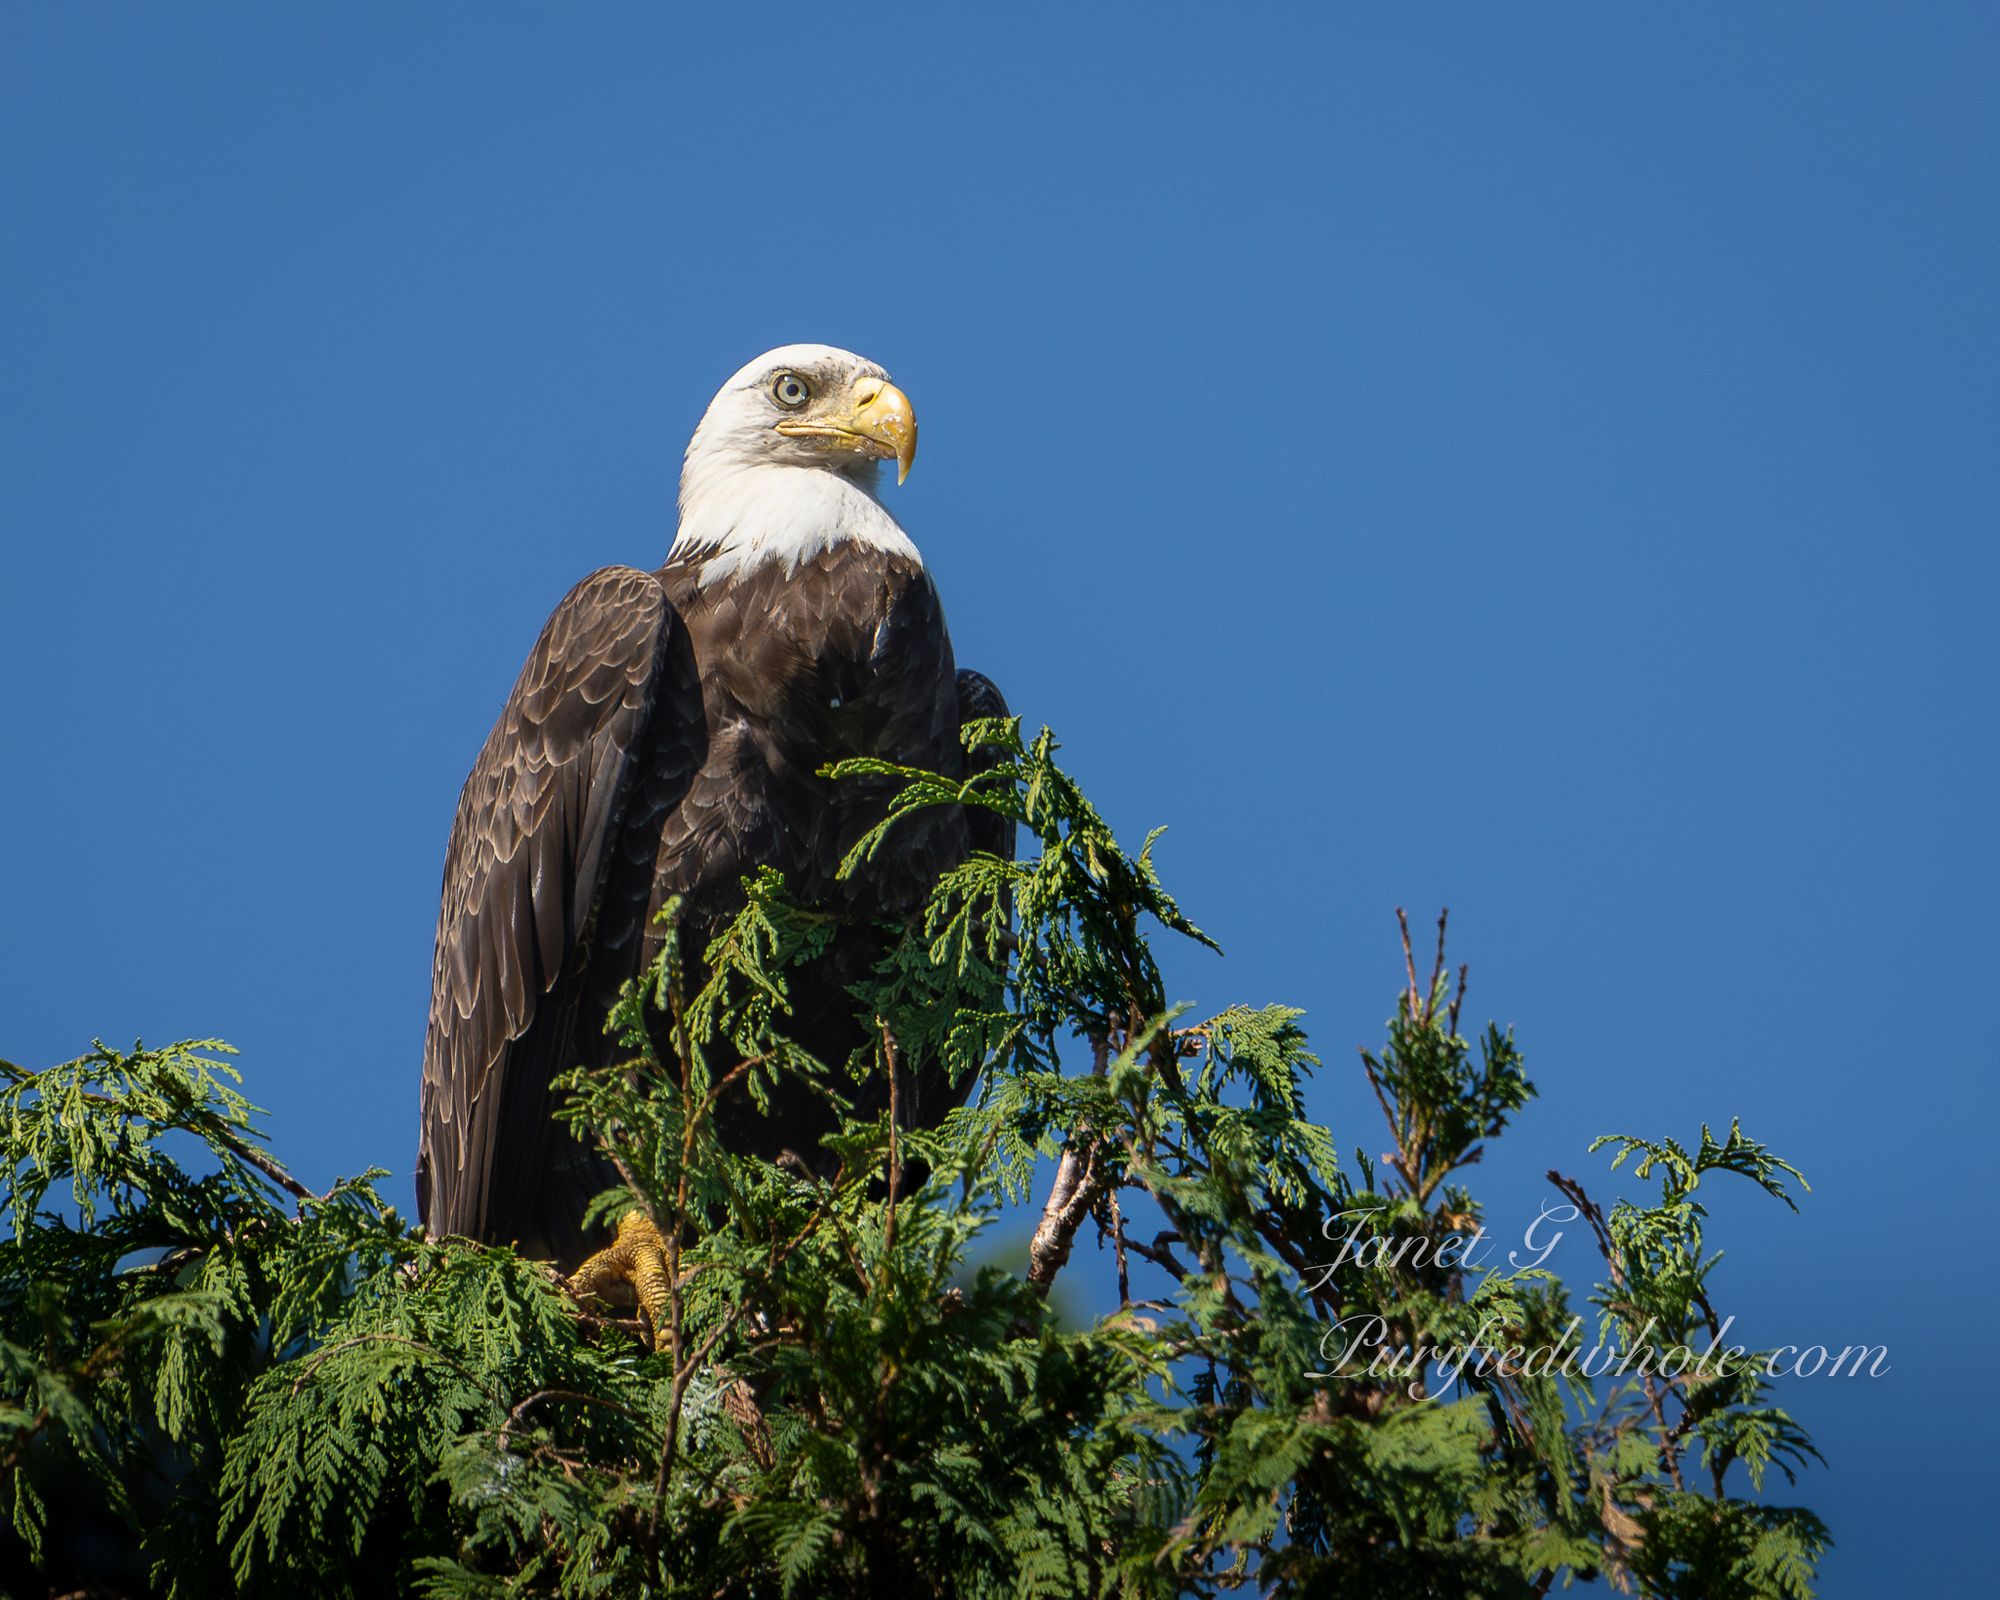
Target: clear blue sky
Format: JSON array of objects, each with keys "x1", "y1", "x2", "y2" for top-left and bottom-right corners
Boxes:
[{"x1": 3, "y1": 6, "x2": 1993, "y2": 1592}]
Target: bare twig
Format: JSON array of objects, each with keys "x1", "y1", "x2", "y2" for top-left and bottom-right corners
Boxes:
[
  {"x1": 1397, "y1": 907, "x2": 1419, "y2": 1006},
  {"x1": 1107, "y1": 1185, "x2": 1131, "y2": 1307},
  {"x1": 1028, "y1": 1138, "x2": 1103, "y2": 1292},
  {"x1": 1124, "y1": 1230, "x2": 1190, "y2": 1281},
  {"x1": 1359, "y1": 1050, "x2": 1411, "y2": 1194},
  {"x1": 499, "y1": 1388, "x2": 643, "y2": 1449},
  {"x1": 9, "y1": 1073, "x2": 317, "y2": 1208},
  {"x1": 1547, "y1": 1168, "x2": 1686, "y2": 1493},
  {"x1": 219, "y1": 1131, "x2": 317, "y2": 1206},
  {"x1": 1027, "y1": 1026, "x2": 1118, "y2": 1294}
]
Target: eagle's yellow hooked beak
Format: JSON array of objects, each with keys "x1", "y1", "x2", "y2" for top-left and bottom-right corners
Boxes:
[{"x1": 776, "y1": 378, "x2": 918, "y2": 485}]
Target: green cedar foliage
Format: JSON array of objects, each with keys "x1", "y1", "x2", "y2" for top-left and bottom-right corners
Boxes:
[{"x1": 0, "y1": 724, "x2": 1830, "y2": 1597}]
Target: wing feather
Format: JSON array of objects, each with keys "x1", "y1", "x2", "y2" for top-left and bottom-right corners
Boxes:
[{"x1": 416, "y1": 566, "x2": 676, "y2": 1248}]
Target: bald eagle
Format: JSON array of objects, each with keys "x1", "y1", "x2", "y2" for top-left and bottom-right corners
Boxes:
[{"x1": 415, "y1": 345, "x2": 1009, "y2": 1268}]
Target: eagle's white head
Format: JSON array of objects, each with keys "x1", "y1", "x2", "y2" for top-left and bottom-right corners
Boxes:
[{"x1": 671, "y1": 343, "x2": 921, "y2": 584}]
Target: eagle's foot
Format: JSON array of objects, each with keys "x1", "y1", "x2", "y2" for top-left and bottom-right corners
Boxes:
[{"x1": 565, "y1": 1210, "x2": 673, "y2": 1351}]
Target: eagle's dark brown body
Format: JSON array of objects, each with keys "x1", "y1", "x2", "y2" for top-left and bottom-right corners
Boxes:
[{"x1": 416, "y1": 542, "x2": 1006, "y2": 1263}]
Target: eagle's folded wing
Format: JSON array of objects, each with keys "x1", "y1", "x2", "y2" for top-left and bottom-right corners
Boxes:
[{"x1": 416, "y1": 566, "x2": 675, "y2": 1249}]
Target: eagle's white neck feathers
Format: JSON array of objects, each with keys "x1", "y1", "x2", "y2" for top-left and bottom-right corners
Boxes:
[
  {"x1": 673, "y1": 458, "x2": 918, "y2": 586},
  {"x1": 668, "y1": 344, "x2": 922, "y2": 586}
]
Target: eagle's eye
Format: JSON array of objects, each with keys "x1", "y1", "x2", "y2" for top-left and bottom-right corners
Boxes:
[{"x1": 771, "y1": 373, "x2": 811, "y2": 409}]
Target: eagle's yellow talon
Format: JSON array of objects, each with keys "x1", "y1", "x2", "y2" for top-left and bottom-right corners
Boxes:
[{"x1": 566, "y1": 1211, "x2": 673, "y2": 1350}]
